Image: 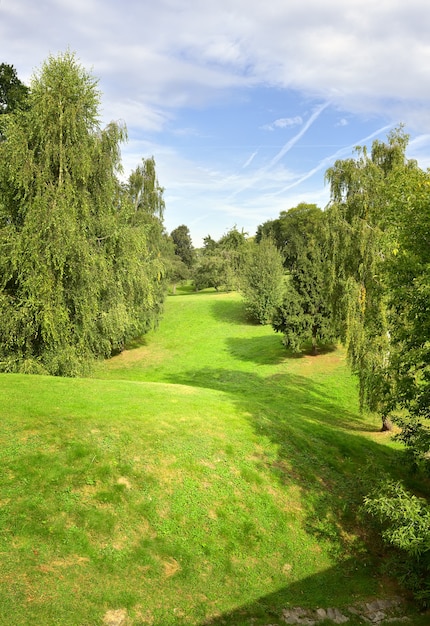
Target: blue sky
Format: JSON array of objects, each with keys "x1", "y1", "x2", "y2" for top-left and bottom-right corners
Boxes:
[{"x1": 2, "y1": 0, "x2": 430, "y2": 246}]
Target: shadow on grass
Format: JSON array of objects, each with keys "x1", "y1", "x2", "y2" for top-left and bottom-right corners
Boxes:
[
  {"x1": 166, "y1": 365, "x2": 407, "y2": 616},
  {"x1": 199, "y1": 558, "x2": 419, "y2": 626},
  {"x1": 210, "y1": 298, "x2": 253, "y2": 325},
  {"x1": 227, "y1": 336, "x2": 340, "y2": 365},
  {"x1": 226, "y1": 335, "x2": 294, "y2": 365}
]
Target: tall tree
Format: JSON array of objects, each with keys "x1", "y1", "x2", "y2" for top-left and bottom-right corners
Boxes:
[
  {"x1": 171, "y1": 224, "x2": 195, "y2": 268},
  {"x1": 271, "y1": 205, "x2": 335, "y2": 354},
  {"x1": 325, "y1": 127, "x2": 416, "y2": 429},
  {"x1": 0, "y1": 51, "x2": 165, "y2": 375},
  {"x1": 383, "y1": 164, "x2": 430, "y2": 469},
  {"x1": 217, "y1": 226, "x2": 248, "y2": 291},
  {"x1": 125, "y1": 157, "x2": 168, "y2": 328}
]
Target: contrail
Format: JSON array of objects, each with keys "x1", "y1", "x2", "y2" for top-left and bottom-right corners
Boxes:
[
  {"x1": 267, "y1": 101, "x2": 330, "y2": 169},
  {"x1": 273, "y1": 123, "x2": 394, "y2": 196},
  {"x1": 228, "y1": 101, "x2": 330, "y2": 199}
]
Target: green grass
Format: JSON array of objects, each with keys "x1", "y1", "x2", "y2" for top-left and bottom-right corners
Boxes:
[{"x1": 1, "y1": 290, "x2": 428, "y2": 625}]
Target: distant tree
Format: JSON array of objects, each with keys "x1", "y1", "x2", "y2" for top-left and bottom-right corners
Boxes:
[
  {"x1": 242, "y1": 237, "x2": 285, "y2": 324},
  {"x1": 167, "y1": 256, "x2": 190, "y2": 294},
  {"x1": 0, "y1": 63, "x2": 29, "y2": 115},
  {"x1": 217, "y1": 226, "x2": 248, "y2": 291},
  {"x1": 192, "y1": 227, "x2": 248, "y2": 292},
  {"x1": 193, "y1": 254, "x2": 228, "y2": 292},
  {"x1": 255, "y1": 218, "x2": 283, "y2": 248},
  {"x1": 125, "y1": 157, "x2": 168, "y2": 327},
  {"x1": 163, "y1": 237, "x2": 189, "y2": 294},
  {"x1": 256, "y1": 203, "x2": 322, "y2": 269},
  {"x1": 202, "y1": 234, "x2": 218, "y2": 253},
  {"x1": 171, "y1": 224, "x2": 195, "y2": 268}
]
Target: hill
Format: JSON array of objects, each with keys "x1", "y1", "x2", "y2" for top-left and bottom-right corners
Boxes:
[{"x1": 0, "y1": 290, "x2": 425, "y2": 625}]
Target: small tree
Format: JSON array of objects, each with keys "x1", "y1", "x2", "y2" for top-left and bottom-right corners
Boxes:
[
  {"x1": 242, "y1": 237, "x2": 284, "y2": 324},
  {"x1": 193, "y1": 254, "x2": 228, "y2": 292}
]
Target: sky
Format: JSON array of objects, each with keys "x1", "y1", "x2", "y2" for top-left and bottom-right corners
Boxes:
[{"x1": 2, "y1": 0, "x2": 430, "y2": 246}]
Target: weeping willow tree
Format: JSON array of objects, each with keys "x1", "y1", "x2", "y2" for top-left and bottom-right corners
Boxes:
[
  {"x1": 0, "y1": 52, "x2": 166, "y2": 375},
  {"x1": 325, "y1": 127, "x2": 419, "y2": 430}
]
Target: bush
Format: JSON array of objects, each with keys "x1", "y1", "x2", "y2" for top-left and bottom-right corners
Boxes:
[{"x1": 363, "y1": 481, "x2": 430, "y2": 606}]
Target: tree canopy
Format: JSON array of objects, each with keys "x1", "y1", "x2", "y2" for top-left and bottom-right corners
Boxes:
[
  {"x1": 271, "y1": 205, "x2": 335, "y2": 354},
  {"x1": 170, "y1": 224, "x2": 195, "y2": 268},
  {"x1": 242, "y1": 236, "x2": 285, "y2": 324},
  {"x1": 0, "y1": 63, "x2": 29, "y2": 116},
  {"x1": 0, "y1": 52, "x2": 166, "y2": 375}
]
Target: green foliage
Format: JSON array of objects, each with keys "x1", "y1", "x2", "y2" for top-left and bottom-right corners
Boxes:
[
  {"x1": 273, "y1": 284, "x2": 312, "y2": 351},
  {"x1": 193, "y1": 252, "x2": 229, "y2": 291},
  {"x1": 193, "y1": 226, "x2": 248, "y2": 292},
  {"x1": 269, "y1": 205, "x2": 336, "y2": 353},
  {"x1": 166, "y1": 254, "x2": 190, "y2": 293},
  {"x1": 0, "y1": 52, "x2": 166, "y2": 375},
  {"x1": 170, "y1": 223, "x2": 195, "y2": 268},
  {"x1": 0, "y1": 63, "x2": 29, "y2": 116},
  {"x1": 324, "y1": 128, "x2": 420, "y2": 428},
  {"x1": 382, "y1": 169, "x2": 430, "y2": 470},
  {"x1": 324, "y1": 128, "x2": 430, "y2": 602},
  {"x1": 364, "y1": 482, "x2": 430, "y2": 605},
  {"x1": 241, "y1": 236, "x2": 285, "y2": 324}
]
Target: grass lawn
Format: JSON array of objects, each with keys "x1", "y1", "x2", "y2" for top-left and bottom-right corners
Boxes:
[{"x1": 0, "y1": 289, "x2": 428, "y2": 625}]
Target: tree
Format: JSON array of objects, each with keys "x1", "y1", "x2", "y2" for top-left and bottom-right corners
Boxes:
[
  {"x1": 0, "y1": 63, "x2": 29, "y2": 115},
  {"x1": 124, "y1": 157, "x2": 168, "y2": 328},
  {"x1": 256, "y1": 203, "x2": 322, "y2": 269},
  {"x1": 383, "y1": 164, "x2": 430, "y2": 469},
  {"x1": 0, "y1": 51, "x2": 166, "y2": 375},
  {"x1": 324, "y1": 128, "x2": 430, "y2": 601},
  {"x1": 193, "y1": 254, "x2": 229, "y2": 292},
  {"x1": 270, "y1": 205, "x2": 335, "y2": 354},
  {"x1": 364, "y1": 482, "x2": 430, "y2": 606},
  {"x1": 242, "y1": 236, "x2": 284, "y2": 324},
  {"x1": 171, "y1": 224, "x2": 195, "y2": 268},
  {"x1": 217, "y1": 226, "x2": 248, "y2": 291},
  {"x1": 193, "y1": 227, "x2": 248, "y2": 292},
  {"x1": 324, "y1": 127, "x2": 417, "y2": 430}
]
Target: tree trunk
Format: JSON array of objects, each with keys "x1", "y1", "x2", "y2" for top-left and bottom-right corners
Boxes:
[
  {"x1": 380, "y1": 414, "x2": 393, "y2": 432},
  {"x1": 311, "y1": 329, "x2": 318, "y2": 356}
]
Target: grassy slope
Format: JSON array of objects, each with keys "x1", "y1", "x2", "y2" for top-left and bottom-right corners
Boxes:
[{"x1": 0, "y1": 290, "x2": 424, "y2": 625}]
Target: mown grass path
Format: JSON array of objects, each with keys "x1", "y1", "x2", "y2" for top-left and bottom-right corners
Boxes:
[{"x1": 0, "y1": 291, "x2": 419, "y2": 625}]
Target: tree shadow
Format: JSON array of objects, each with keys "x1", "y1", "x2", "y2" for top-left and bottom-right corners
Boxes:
[
  {"x1": 210, "y1": 298, "x2": 253, "y2": 325},
  {"x1": 165, "y1": 365, "x2": 408, "y2": 620},
  {"x1": 226, "y1": 335, "x2": 299, "y2": 365},
  {"x1": 199, "y1": 559, "x2": 418, "y2": 625}
]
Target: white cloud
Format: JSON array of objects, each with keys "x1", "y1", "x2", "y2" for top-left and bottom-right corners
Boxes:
[
  {"x1": 261, "y1": 116, "x2": 303, "y2": 131},
  {"x1": 4, "y1": 0, "x2": 430, "y2": 129},
  {"x1": 3, "y1": 0, "x2": 430, "y2": 246}
]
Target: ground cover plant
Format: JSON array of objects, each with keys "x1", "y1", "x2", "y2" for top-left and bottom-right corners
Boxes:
[{"x1": 1, "y1": 290, "x2": 428, "y2": 625}]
